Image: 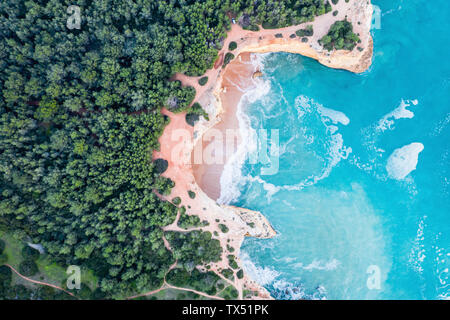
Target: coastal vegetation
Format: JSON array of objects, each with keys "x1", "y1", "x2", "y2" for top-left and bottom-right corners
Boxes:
[
  {"x1": 198, "y1": 76, "x2": 209, "y2": 86},
  {"x1": 223, "y1": 52, "x2": 236, "y2": 68},
  {"x1": 0, "y1": 0, "x2": 346, "y2": 299},
  {"x1": 296, "y1": 25, "x2": 314, "y2": 37},
  {"x1": 320, "y1": 20, "x2": 360, "y2": 51},
  {"x1": 186, "y1": 102, "x2": 209, "y2": 126},
  {"x1": 228, "y1": 41, "x2": 238, "y2": 51}
]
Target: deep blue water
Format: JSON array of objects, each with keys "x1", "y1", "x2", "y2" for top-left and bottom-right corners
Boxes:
[{"x1": 228, "y1": 0, "x2": 450, "y2": 299}]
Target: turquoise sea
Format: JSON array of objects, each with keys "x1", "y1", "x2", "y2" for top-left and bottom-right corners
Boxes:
[{"x1": 224, "y1": 0, "x2": 450, "y2": 299}]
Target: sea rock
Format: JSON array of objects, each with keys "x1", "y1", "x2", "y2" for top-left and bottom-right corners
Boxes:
[{"x1": 252, "y1": 71, "x2": 263, "y2": 79}]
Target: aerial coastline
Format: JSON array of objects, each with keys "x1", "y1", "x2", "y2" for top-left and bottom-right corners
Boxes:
[{"x1": 153, "y1": 0, "x2": 373, "y2": 299}]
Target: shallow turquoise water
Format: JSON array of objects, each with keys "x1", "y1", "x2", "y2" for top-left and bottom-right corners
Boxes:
[{"x1": 229, "y1": 0, "x2": 450, "y2": 299}]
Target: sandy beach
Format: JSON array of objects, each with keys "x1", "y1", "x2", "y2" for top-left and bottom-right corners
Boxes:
[
  {"x1": 192, "y1": 52, "x2": 259, "y2": 201},
  {"x1": 153, "y1": 0, "x2": 373, "y2": 299}
]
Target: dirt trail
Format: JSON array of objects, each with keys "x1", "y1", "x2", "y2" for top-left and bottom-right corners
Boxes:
[{"x1": 5, "y1": 264, "x2": 76, "y2": 298}]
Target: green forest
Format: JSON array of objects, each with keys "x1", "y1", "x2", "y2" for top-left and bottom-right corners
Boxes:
[{"x1": 0, "y1": 0, "x2": 347, "y2": 299}]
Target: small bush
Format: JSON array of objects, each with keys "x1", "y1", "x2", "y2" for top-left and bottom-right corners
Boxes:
[
  {"x1": 172, "y1": 197, "x2": 181, "y2": 205},
  {"x1": 218, "y1": 224, "x2": 229, "y2": 233},
  {"x1": 296, "y1": 25, "x2": 313, "y2": 37},
  {"x1": 227, "y1": 255, "x2": 239, "y2": 269},
  {"x1": 19, "y1": 260, "x2": 39, "y2": 277},
  {"x1": 332, "y1": 0, "x2": 339, "y2": 4},
  {"x1": 0, "y1": 239, "x2": 4, "y2": 254},
  {"x1": 186, "y1": 102, "x2": 209, "y2": 126},
  {"x1": 154, "y1": 158, "x2": 168, "y2": 174},
  {"x1": 21, "y1": 246, "x2": 40, "y2": 261},
  {"x1": 247, "y1": 25, "x2": 259, "y2": 31},
  {"x1": 289, "y1": 33, "x2": 296, "y2": 38},
  {"x1": 228, "y1": 41, "x2": 237, "y2": 51},
  {"x1": 223, "y1": 52, "x2": 235, "y2": 68},
  {"x1": 333, "y1": 10, "x2": 338, "y2": 16},
  {"x1": 198, "y1": 76, "x2": 208, "y2": 86},
  {"x1": 226, "y1": 244, "x2": 235, "y2": 253},
  {"x1": 188, "y1": 190, "x2": 196, "y2": 199},
  {"x1": 186, "y1": 113, "x2": 199, "y2": 126},
  {"x1": 221, "y1": 268, "x2": 234, "y2": 280},
  {"x1": 236, "y1": 269, "x2": 244, "y2": 279},
  {"x1": 275, "y1": 33, "x2": 283, "y2": 38}
]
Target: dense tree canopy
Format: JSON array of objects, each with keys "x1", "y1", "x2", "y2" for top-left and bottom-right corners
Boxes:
[
  {"x1": 319, "y1": 19, "x2": 360, "y2": 51},
  {"x1": 0, "y1": 0, "x2": 336, "y2": 299}
]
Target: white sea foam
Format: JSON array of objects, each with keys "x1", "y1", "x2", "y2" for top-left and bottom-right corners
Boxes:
[
  {"x1": 246, "y1": 175, "x2": 280, "y2": 199},
  {"x1": 377, "y1": 99, "x2": 418, "y2": 132},
  {"x1": 408, "y1": 216, "x2": 427, "y2": 274},
  {"x1": 293, "y1": 259, "x2": 341, "y2": 272},
  {"x1": 431, "y1": 112, "x2": 450, "y2": 137},
  {"x1": 284, "y1": 131, "x2": 352, "y2": 192},
  {"x1": 240, "y1": 251, "x2": 280, "y2": 286},
  {"x1": 271, "y1": 279, "x2": 327, "y2": 300},
  {"x1": 386, "y1": 142, "x2": 424, "y2": 180},
  {"x1": 317, "y1": 105, "x2": 350, "y2": 126},
  {"x1": 432, "y1": 232, "x2": 450, "y2": 299},
  {"x1": 280, "y1": 95, "x2": 352, "y2": 191}
]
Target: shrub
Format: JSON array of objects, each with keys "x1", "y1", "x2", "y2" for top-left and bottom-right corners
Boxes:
[
  {"x1": 227, "y1": 255, "x2": 239, "y2": 269},
  {"x1": 188, "y1": 190, "x2": 196, "y2": 199},
  {"x1": 223, "y1": 52, "x2": 235, "y2": 68},
  {"x1": 19, "y1": 260, "x2": 39, "y2": 277},
  {"x1": 186, "y1": 113, "x2": 200, "y2": 126},
  {"x1": 226, "y1": 244, "x2": 235, "y2": 253},
  {"x1": 218, "y1": 224, "x2": 229, "y2": 233},
  {"x1": 333, "y1": 10, "x2": 338, "y2": 16},
  {"x1": 228, "y1": 41, "x2": 237, "y2": 51},
  {"x1": 198, "y1": 76, "x2": 208, "y2": 86},
  {"x1": 332, "y1": 0, "x2": 339, "y2": 4},
  {"x1": 275, "y1": 33, "x2": 283, "y2": 38},
  {"x1": 186, "y1": 102, "x2": 209, "y2": 126},
  {"x1": 0, "y1": 239, "x2": 4, "y2": 254},
  {"x1": 172, "y1": 197, "x2": 181, "y2": 205},
  {"x1": 21, "y1": 246, "x2": 40, "y2": 261},
  {"x1": 236, "y1": 269, "x2": 244, "y2": 279},
  {"x1": 153, "y1": 158, "x2": 168, "y2": 174},
  {"x1": 296, "y1": 25, "x2": 313, "y2": 37},
  {"x1": 221, "y1": 268, "x2": 234, "y2": 280},
  {"x1": 289, "y1": 33, "x2": 296, "y2": 38}
]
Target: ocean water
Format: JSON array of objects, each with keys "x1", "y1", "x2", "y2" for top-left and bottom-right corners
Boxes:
[{"x1": 223, "y1": 0, "x2": 450, "y2": 299}]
